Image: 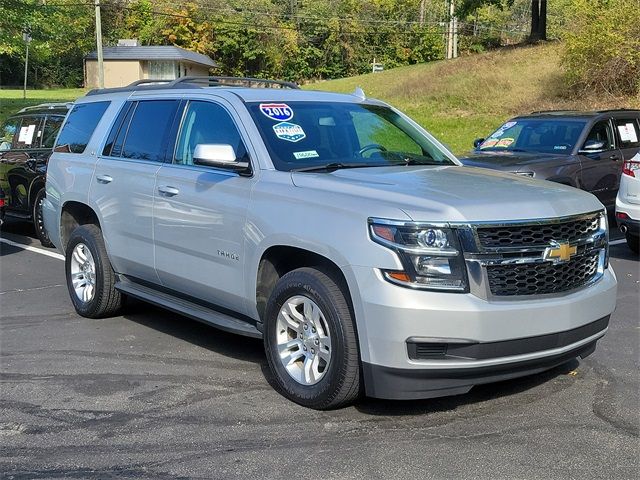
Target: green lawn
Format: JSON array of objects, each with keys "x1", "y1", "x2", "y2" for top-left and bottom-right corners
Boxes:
[{"x1": 0, "y1": 88, "x2": 86, "y2": 125}]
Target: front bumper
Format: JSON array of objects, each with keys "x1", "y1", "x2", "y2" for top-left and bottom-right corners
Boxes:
[
  {"x1": 347, "y1": 264, "x2": 617, "y2": 400},
  {"x1": 363, "y1": 317, "x2": 607, "y2": 400}
]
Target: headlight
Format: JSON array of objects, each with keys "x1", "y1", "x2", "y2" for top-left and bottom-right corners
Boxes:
[{"x1": 369, "y1": 219, "x2": 468, "y2": 292}]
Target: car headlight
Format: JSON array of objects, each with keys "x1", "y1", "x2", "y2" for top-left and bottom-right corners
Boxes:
[{"x1": 368, "y1": 219, "x2": 468, "y2": 292}]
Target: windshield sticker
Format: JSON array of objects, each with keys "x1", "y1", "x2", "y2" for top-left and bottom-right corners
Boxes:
[
  {"x1": 495, "y1": 138, "x2": 514, "y2": 148},
  {"x1": 480, "y1": 139, "x2": 498, "y2": 149},
  {"x1": 260, "y1": 103, "x2": 294, "y2": 122},
  {"x1": 273, "y1": 122, "x2": 306, "y2": 142},
  {"x1": 18, "y1": 124, "x2": 36, "y2": 145},
  {"x1": 554, "y1": 145, "x2": 568, "y2": 150},
  {"x1": 293, "y1": 150, "x2": 320, "y2": 160},
  {"x1": 489, "y1": 121, "x2": 517, "y2": 139}
]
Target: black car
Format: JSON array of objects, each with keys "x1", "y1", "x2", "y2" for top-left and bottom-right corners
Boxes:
[
  {"x1": 0, "y1": 103, "x2": 70, "y2": 245},
  {"x1": 459, "y1": 110, "x2": 640, "y2": 210}
]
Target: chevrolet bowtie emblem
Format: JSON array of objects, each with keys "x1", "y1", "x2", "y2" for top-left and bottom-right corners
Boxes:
[{"x1": 544, "y1": 241, "x2": 577, "y2": 264}]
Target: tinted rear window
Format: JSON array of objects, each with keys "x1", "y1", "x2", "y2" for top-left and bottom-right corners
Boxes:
[
  {"x1": 121, "y1": 100, "x2": 180, "y2": 162},
  {"x1": 55, "y1": 102, "x2": 109, "y2": 154}
]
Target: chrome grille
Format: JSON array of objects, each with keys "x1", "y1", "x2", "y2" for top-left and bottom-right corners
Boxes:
[
  {"x1": 486, "y1": 252, "x2": 600, "y2": 296},
  {"x1": 476, "y1": 214, "x2": 600, "y2": 249}
]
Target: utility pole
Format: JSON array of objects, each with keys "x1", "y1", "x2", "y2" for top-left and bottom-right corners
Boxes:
[
  {"x1": 446, "y1": 0, "x2": 456, "y2": 59},
  {"x1": 23, "y1": 27, "x2": 32, "y2": 100},
  {"x1": 95, "y1": 0, "x2": 104, "y2": 88},
  {"x1": 419, "y1": 0, "x2": 426, "y2": 27}
]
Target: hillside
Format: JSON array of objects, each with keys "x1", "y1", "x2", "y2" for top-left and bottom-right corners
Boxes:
[{"x1": 307, "y1": 43, "x2": 640, "y2": 154}]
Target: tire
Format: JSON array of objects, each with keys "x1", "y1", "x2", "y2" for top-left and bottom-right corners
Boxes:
[
  {"x1": 65, "y1": 224, "x2": 123, "y2": 318},
  {"x1": 626, "y1": 232, "x2": 639, "y2": 254},
  {"x1": 263, "y1": 267, "x2": 361, "y2": 410},
  {"x1": 33, "y1": 189, "x2": 54, "y2": 247}
]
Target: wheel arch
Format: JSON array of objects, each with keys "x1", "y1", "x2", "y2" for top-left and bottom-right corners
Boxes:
[{"x1": 60, "y1": 201, "x2": 101, "y2": 250}]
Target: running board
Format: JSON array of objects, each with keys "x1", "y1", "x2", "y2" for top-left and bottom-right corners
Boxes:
[{"x1": 115, "y1": 279, "x2": 262, "y2": 339}]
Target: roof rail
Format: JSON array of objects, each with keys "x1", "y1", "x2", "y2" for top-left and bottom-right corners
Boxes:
[
  {"x1": 18, "y1": 102, "x2": 73, "y2": 113},
  {"x1": 85, "y1": 75, "x2": 299, "y2": 96}
]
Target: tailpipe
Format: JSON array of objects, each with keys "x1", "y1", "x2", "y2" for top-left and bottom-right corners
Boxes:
[{"x1": 619, "y1": 224, "x2": 628, "y2": 234}]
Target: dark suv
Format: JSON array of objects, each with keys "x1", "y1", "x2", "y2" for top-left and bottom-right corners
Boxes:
[
  {"x1": 459, "y1": 110, "x2": 640, "y2": 210},
  {"x1": 0, "y1": 103, "x2": 70, "y2": 245}
]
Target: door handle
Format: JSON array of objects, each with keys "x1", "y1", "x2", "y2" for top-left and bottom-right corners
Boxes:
[
  {"x1": 96, "y1": 174, "x2": 113, "y2": 184},
  {"x1": 609, "y1": 154, "x2": 620, "y2": 161},
  {"x1": 158, "y1": 185, "x2": 179, "y2": 197}
]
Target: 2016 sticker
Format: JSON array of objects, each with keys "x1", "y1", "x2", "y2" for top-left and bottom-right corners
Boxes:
[
  {"x1": 260, "y1": 103, "x2": 294, "y2": 121},
  {"x1": 273, "y1": 122, "x2": 306, "y2": 142}
]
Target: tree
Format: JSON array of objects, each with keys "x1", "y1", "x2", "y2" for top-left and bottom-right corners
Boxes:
[{"x1": 456, "y1": 0, "x2": 548, "y2": 42}]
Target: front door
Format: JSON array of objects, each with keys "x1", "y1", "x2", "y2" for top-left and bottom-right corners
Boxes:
[
  {"x1": 578, "y1": 119, "x2": 622, "y2": 209},
  {"x1": 153, "y1": 99, "x2": 253, "y2": 314}
]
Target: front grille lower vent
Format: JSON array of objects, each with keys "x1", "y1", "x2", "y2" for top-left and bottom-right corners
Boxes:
[
  {"x1": 407, "y1": 342, "x2": 447, "y2": 360},
  {"x1": 486, "y1": 252, "x2": 600, "y2": 296}
]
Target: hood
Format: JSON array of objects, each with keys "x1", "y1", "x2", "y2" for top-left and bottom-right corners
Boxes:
[
  {"x1": 291, "y1": 165, "x2": 603, "y2": 223},
  {"x1": 458, "y1": 150, "x2": 569, "y2": 172}
]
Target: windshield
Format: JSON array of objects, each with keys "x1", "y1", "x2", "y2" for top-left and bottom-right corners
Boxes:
[
  {"x1": 247, "y1": 102, "x2": 456, "y2": 171},
  {"x1": 478, "y1": 119, "x2": 586, "y2": 154}
]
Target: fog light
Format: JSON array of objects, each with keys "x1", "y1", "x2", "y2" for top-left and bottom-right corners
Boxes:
[{"x1": 413, "y1": 256, "x2": 452, "y2": 276}]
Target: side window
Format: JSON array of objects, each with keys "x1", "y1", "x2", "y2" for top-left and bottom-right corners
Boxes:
[
  {"x1": 0, "y1": 118, "x2": 19, "y2": 151},
  {"x1": 102, "y1": 102, "x2": 135, "y2": 157},
  {"x1": 583, "y1": 120, "x2": 615, "y2": 151},
  {"x1": 121, "y1": 100, "x2": 179, "y2": 162},
  {"x1": 41, "y1": 115, "x2": 65, "y2": 149},
  {"x1": 14, "y1": 116, "x2": 43, "y2": 149},
  {"x1": 174, "y1": 101, "x2": 248, "y2": 166},
  {"x1": 613, "y1": 118, "x2": 640, "y2": 148},
  {"x1": 55, "y1": 102, "x2": 110, "y2": 154}
]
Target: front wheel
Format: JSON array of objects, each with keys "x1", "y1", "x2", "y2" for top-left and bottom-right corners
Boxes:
[
  {"x1": 33, "y1": 189, "x2": 54, "y2": 247},
  {"x1": 626, "y1": 232, "x2": 639, "y2": 254},
  {"x1": 263, "y1": 267, "x2": 361, "y2": 410}
]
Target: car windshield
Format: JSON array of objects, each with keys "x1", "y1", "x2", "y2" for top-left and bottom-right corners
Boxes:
[
  {"x1": 247, "y1": 102, "x2": 456, "y2": 172},
  {"x1": 478, "y1": 119, "x2": 587, "y2": 154}
]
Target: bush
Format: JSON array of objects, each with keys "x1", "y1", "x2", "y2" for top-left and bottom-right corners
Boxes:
[{"x1": 563, "y1": 0, "x2": 640, "y2": 97}]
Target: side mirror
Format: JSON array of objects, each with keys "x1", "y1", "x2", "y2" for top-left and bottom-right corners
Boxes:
[
  {"x1": 193, "y1": 144, "x2": 250, "y2": 172},
  {"x1": 579, "y1": 139, "x2": 606, "y2": 154},
  {"x1": 473, "y1": 138, "x2": 485, "y2": 149}
]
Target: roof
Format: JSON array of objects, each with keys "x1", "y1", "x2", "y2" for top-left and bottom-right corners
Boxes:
[
  {"x1": 16, "y1": 103, "x2": 72, "y2": 115},
  {"x1": 519, "y1": 109, "x2": 640, "y2": 120},
  {"x1": 85, "y1": 46, "x2": 216, "y2": 68}
]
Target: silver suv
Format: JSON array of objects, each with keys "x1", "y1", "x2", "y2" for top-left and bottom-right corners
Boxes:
[{"x1": 43, "y1": 77, "x2": 617, "y2": 409}]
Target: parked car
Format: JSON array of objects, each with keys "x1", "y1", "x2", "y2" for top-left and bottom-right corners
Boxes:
[
  {"x1": 459, "y1": 110, "x2": 640, "y2": 210},
  {"x1": 44, "y1": 77, "x2": 617, "y2": 409},
  {"x1": 0, "y1": 186, "x2": 5, "y2": 226},
  {"x1": 0, "y1": 103, "x2": 71, "y2": 245},
  {"x1": 615, "y1": 152, "x2": 640, "y2": 253}
]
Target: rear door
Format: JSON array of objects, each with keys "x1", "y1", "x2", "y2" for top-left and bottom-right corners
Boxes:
[
  {"x1": 90, "y1": 99, "x2": 181, "y2": 283},
  {"x1": 153, "y1": 98, "x2": 254, "y2": 313},
  {"x1": 577, "y1": 119, "x2": 622, "y2": 208}
]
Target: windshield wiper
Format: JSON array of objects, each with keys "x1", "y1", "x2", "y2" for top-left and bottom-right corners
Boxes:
[{"x1": 292, "y1": 162, "x2": 382, "y2": 173}]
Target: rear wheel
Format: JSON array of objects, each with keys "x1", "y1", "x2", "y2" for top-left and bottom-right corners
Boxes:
[
  {"x1": 65, "y1": 224, "x2": 123, "y2": 318},
  {"x1": 625, "y1": 232, "x2": 639, "y2": 254},
  {"x1": 33, "y1": 189, "x2": 54, "y2": 247},
  {"x1": 263, "y1": 267, "x2": 361, "y2": 410}
]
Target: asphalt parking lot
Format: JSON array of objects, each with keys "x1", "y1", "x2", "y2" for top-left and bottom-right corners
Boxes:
[{"x1": 1, "y1": 219, "x2": 638, "y2": 480}]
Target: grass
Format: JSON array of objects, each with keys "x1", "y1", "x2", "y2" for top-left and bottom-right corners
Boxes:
[
  {"x1": 0, "y1": 88, "x2": 86, "y2": 124},
  {"x1": 306, "y1": 43, "x2": 640, "y2": 154}
]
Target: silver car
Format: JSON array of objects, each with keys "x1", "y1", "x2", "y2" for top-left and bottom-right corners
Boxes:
[{"x1": 43, "y1": 77, "x2": 617, "y2": 409}]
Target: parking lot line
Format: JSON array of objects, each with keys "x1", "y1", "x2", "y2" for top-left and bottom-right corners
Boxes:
[{"x1": 0, "y1": 237, "x2": 64, "y2": 261}]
